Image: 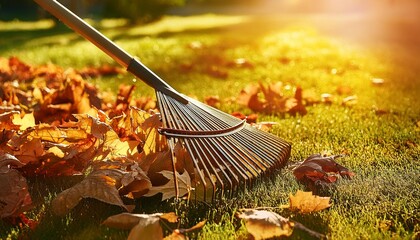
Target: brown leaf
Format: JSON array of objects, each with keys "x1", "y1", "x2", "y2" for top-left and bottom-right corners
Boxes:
[
  {"x1": 0, "y1": 111, "x2": 21, "y2": 130},
  {"x1": 164, "y1": 232, "x2": 187, "y2": 240},
  {"x1": 102, "y1": 212, "x2": 178, "y2": 230},
  {"x1": 175, "y1": 220, "x2": 206, "y2": 234},
  {"x1": 103, "y1": 212, "x2": 178, "y2": 240},
  {"x1": 128, "y1": 216, "x2": 163, "y2": 240},
  {"x1": 237, "y1": 209, "x2": 294, "y2": 240},
  {"x1": 289, "y1": 190, "x2": 331, "y2": 213},
  {"x1": 159, "y1": 212, "x2": 178, "y2": 223},
  {"x1": 0, "y1": 154, "x2": 32, "y2": 218},
  {"x1": 293, "y1": 154, "x2": 355, "y2": 188},
  {"x1": 51, "y1": 168, "x2": 143, "y2": 215},
  {"x1": 237, "y1": 84, "x2": 264, "y2": 112},
  {"x1": 204, "y1": 96, "x2": 220, "y2": 108}
]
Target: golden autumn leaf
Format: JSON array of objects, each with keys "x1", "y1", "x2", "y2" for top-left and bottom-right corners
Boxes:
[
  {"x1": 12, "y1": 112, "x2": 35, "y2": 130},
  {"x1": 144, "y1": 170, "x2": 192, "y2": 201},
  {"x1": 237, "y1": 209, "x2": 294, "y2": 240},
  {"x1": 289, "y1": 190, "x2": 331, "y2": 214}
]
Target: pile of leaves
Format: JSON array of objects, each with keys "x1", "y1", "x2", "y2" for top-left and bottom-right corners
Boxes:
[
  {"x1": 0, "y1": 57, "x2": 181, "y2": 219},
  {"x1": 0, "y1": 57, "x2": 355, "y2": 239}
]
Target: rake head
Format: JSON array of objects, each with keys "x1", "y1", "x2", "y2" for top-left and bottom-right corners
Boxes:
[
  {"x1": 33, "y1": 0, "x2": 291, "y2": 203},
  {"x1": 156, "y1": 91, "x2": 291, "y2": 202}
]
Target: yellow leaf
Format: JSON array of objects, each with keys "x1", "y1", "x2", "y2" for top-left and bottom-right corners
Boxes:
[
  {"x1": 289, "y1": 190, "x2": 331, "y2": 213},
  {"x1": 12, "y1": 112, "x2": 35, "y2": 130},
  {"x1": 237, "y1": 209, "x2": 294, "y2": 240}
]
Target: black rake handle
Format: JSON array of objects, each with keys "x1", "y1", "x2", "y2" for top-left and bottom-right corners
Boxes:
[{"x1": 33, "y1": 0, "x2": 188, "y2": 104}]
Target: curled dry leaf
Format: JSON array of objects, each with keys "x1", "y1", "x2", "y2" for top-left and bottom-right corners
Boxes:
[
  {"x1": 0, "y1": 154, "x2": 32, "y2": 218},
  {"x1": 237, "y1": 209, "x2": 294, "y2": 240},
  {"x1": 293, "y1": 154, "x2": 355, "y2": 190},
  {"x1": 289, "y1": 190, "x2": 331, "y2": 214}
]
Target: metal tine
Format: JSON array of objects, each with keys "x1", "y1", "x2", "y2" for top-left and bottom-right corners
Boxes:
[
  {"x1": 157, "y1": 92, "x2": 209, "y2": 201},
  {"x1": 164, "y1": 98, "x2": 225, "y2": 202},
  {"x1": 189, "y1": 98, "x2": 287, "y2": 164},
  {"x1": 170, "y1": 98, "x2": 260, "y2": 179},
  {"x1": 179, "y1": 103, "x2": 263, "y2": 178},
  {"x1": 167, "y1": 98, "x2": 248, "y2": 186},
  {"x1": 181, "y1": 100, "x2": 269, "y2": 170},
  {"x1": 168, "y1": 100, "x2": 270, "y2": 198},
  {"x1": 185, "y1": 101, "x2": 279, "y2": 173},
  {"x1": 159, "y1": 93, "x2": 237, "y2": 201},
  {"x1": 157, "y1": 92, "x2": 291, "y2": 202},
  {"x1": 167, "y1": 97, "x2": 259, "y2": 198}
]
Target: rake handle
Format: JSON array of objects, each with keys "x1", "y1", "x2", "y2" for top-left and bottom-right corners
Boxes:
[{"x1": 33, "y1": 0, "x2": 188, "y2": 104}]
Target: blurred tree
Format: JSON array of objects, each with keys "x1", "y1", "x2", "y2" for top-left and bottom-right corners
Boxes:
[{"x1": 103, "y1": 0, "x2": 186, "y2": 23}]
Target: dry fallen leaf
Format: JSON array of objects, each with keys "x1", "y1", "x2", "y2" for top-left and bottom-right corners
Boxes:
[
  {"x1": 237, "y1": 82, "x2": 307, "y2": 115},
  {"x1": 144, "y1": 170, "x2": 192, "y2": 201},
  {"x1": 289, "y1": 190, "x2": 331, "y2": 213},
  {"x1": 293, "y1": 154, "x2": 355, "y2": 190},
  {"x1": 237, "y1": 209, "x2": 294, "y2": 240},
  {"x1": 103, "y1": 212, "x2": 178, "y2": 240},
  {"x1": 0, "y1": 154, "x2": 32, "y2": 218},
  {"x1": 51, "y1": 167, "x2": 151, "y2": 215}
]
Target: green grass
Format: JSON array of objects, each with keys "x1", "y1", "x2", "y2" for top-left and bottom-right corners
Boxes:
[{"x1": 1, "y1": 14, "x2": 419, "y2": 239}]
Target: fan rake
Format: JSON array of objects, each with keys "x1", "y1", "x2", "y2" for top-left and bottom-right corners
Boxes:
[{"x1": 34, "y1": 0, "x2": 291, "y2": 202}]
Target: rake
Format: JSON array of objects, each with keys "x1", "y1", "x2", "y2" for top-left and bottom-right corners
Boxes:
[{"x1": 34, "y1": 0, "x2": 291, "y2": 202}]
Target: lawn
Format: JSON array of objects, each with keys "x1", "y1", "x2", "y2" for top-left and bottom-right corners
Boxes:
[{"x1": 0, "y1": 10, "x2": 419, "y2": 240}]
